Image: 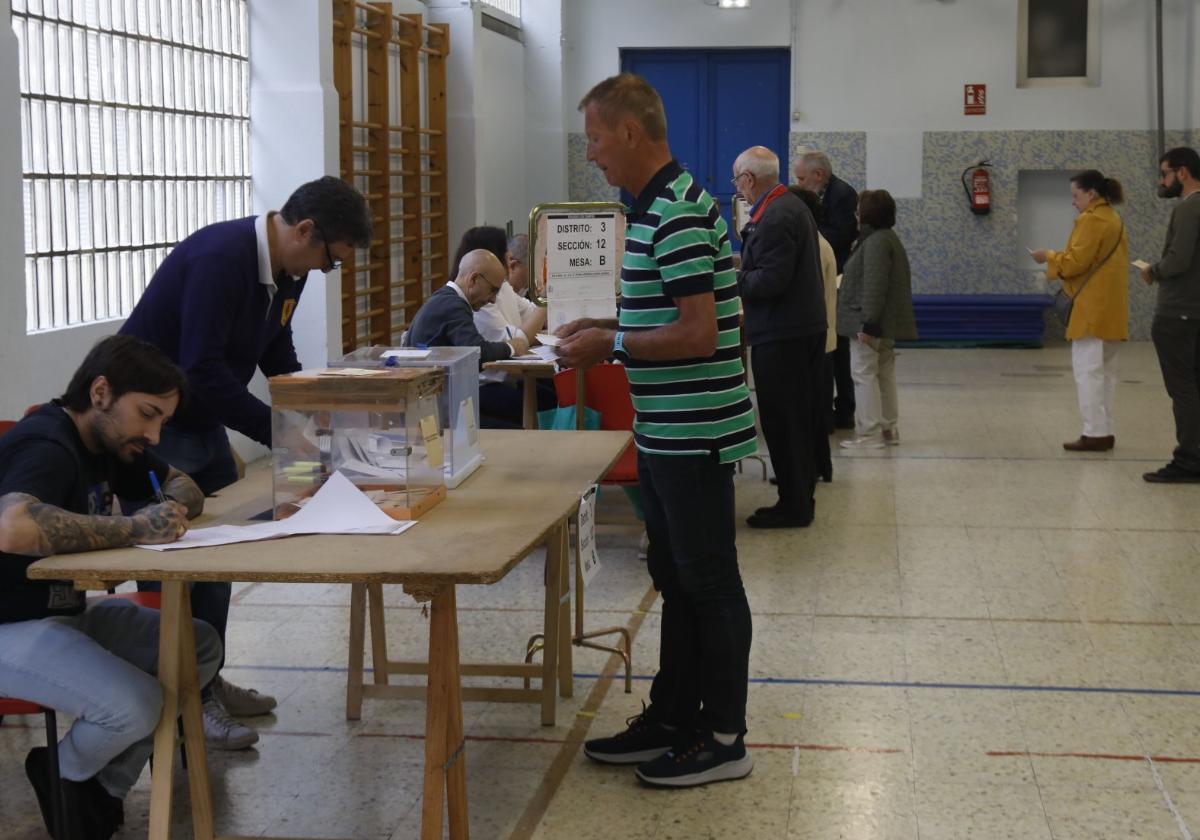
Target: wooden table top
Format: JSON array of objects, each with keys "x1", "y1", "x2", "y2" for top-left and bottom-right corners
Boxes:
[
  {"x1": 482, "y1": 359, "x2": 557, "y2": 375},
  {"x1": 28, "y1": 429, "x2": 630, "y2": 590}
]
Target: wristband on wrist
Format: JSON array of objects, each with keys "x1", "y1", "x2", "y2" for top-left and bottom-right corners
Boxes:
[{"x1": 612, "y1": 330, "x2": 630, "y2": 362}]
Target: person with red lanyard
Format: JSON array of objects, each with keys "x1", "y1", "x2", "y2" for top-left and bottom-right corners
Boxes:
[{"x1": 734, "y1": 146, "x2": 828, "y2": 528}]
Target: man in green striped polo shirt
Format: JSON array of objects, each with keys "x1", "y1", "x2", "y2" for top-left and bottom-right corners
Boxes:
[{"x1": 557, "y1": 73, "x2": 757, "y2": 789}]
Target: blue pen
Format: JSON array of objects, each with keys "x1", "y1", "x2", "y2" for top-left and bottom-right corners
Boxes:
[{"x1": 148, "y1": 470, "x2": 166, "y2": 504}]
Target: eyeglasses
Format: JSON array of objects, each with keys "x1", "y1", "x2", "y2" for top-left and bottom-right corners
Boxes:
[
  {"x1": 730, "y1": 172, "x2": 751, "y2": 187},
  {"x1": 315, "y1": 224, "x2": 342, "y2": 272},
  {"x1": 475, "y1": 273, "x2": 503, "y2": 295}
]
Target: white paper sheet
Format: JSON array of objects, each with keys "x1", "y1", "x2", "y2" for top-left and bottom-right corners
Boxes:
[
  {"x1": 381, "y1": 348, "x2": 432, "y2": 360},
  {"x1": 535, "y1": 332, "x2": 562, "y2": 347},
  {"x1": 578, "y1": 486, "x2": 601, "y2": 585},
  {"x1": 529, "y1": 345, "x2": 560, "y2": 363},
  {"x1": 138, "y1": 471, "x2": 416, "y2": 551}
]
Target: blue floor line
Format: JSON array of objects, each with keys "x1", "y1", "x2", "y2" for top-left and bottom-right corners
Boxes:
[{"x1": 223, "y1": 664, "x2": 1200, "y2": 698}]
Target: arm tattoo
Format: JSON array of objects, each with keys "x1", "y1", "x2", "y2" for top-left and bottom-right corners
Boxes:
[
  {"x1": 1, "y1": 492, "x2": 134, "y2": 556},
  {"x1": 163, "y1": 469, "x2": 205, "y2": 519}
]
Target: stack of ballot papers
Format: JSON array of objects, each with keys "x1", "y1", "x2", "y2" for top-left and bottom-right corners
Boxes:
[{"x1": 138, "y1": 471, "x2": 416, "y2": 551}]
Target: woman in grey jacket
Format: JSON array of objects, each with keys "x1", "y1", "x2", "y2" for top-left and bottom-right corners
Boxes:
[{"x1": 836, "y1": 189, "x2": 918, "y2": 449}]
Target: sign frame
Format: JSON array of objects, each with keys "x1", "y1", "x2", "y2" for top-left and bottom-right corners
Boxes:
[{"x1": 527, "y1": 201, "x2": 626, "y2": 332}]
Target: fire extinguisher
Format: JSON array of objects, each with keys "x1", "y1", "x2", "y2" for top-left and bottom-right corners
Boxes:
[{"x1": 961, "y1": 160, "x2": 992, "y2": 216}]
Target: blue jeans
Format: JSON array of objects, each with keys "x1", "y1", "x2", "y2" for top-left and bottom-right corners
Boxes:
[
  {"x1": 0, "y1": 600, "x2": 221, "y2": 798},
  {"x1": 639, "y1": 450, "x2": 752, "y2": 735},
  {"x1": 126, "y1": 425, "x2": 239, "y2": 683}
]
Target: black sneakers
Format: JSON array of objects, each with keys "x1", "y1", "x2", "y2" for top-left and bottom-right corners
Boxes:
[
  {"x1": 25, "y1": 747, "x2": 125, "y2": 840},
  {"x1": 584, "y1": 709, "x2": 678, "y2": 765},
  {"x1": 635, "y1": 732, "x2": 755, "y2": 788}
]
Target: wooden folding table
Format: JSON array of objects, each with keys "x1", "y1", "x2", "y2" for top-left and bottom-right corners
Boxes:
[{"x1": 28, "y1": 429, "x2": 630, "y2": 840}]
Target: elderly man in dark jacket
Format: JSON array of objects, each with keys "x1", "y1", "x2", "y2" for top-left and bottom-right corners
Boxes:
[
  {"x1": 795, "y1": 150, "x2": 859, "y2": 430},
  {"x1": 735, "y1": 146, "x2": 827, "y2": 528}
]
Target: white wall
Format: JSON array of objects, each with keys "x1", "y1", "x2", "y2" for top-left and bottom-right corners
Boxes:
[
  {"x1": 523, "y1": 0, "x2": 568, "y2": 213},
  {"x1": 793, "y1": 0, "x2": 1195, "y2": 134},
  {"x1": 476, "y1": 25, "x2": 528, "y2": 230},
  {"x1": 431, "y1": 1, "x2": 479, "y2": 248}
]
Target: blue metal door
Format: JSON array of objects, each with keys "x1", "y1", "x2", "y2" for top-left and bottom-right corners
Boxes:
[{"x1": 622, "y1": 47, "x2": 791, "y2": 247}]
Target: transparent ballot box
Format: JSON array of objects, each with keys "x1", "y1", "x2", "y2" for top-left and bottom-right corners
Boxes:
[
  {"x1": 333, "y1": 346, "x2": 483, "y2": 488},
  {"x1": 268, "y1": 368, "x2": 447, "y2": 520}
]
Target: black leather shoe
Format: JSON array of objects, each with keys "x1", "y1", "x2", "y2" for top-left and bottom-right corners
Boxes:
[
  {"x1": 746, "y1": 505, "x2": 814, "y2": 529},
  {"x1": 1143, "y1": 463, "x2": 1200, "y2": 484}
]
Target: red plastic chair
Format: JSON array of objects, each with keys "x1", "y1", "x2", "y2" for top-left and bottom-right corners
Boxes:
[{"x1": 552, "y1": 364, "x2": 638, "y2": 485}]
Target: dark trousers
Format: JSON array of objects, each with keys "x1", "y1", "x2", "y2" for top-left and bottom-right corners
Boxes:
[
  {"x1": 479, "y1": 379, "x2": 557, "y2": 429},
  {"x1": 128, "y1": 425, "x2": 239, "y2": 690},
  {"x1": 639, "y1": 450, "x2": 752, "y2": 735},
  {"x1": 751, "y1": 335, "x2": 824, "y2": 517},
  {"x1": 833, "y1": 333, "x2": 855, "y2": 420},
  {"x1": 1151, "y1": 315, "x2": 1200, "y2": 472}
]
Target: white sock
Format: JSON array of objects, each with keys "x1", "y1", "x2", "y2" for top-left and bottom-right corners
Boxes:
[{"x1": 713, "y1": 731, "x2": 737, "y2": 746}]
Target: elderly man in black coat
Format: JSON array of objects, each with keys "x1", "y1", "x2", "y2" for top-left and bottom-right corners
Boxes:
[
  {"x1": 795, "y1": 150, "x2": 859, "y2": 430},
  {"x1": 735, "y1": 146, "x2": 827, "y2": 528}
]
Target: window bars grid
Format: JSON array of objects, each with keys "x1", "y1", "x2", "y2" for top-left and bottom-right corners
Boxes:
[
  {"x1": 11, "y1": 0, "x2": 251, "y2": 332},
  {"x1": 479, "y1": 0, "x2": 520, "y2": 21}
]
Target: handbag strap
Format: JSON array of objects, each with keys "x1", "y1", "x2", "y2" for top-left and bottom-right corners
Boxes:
[{"x1": 1066, "y1": 219, "x2": 1124, "y2": 301}]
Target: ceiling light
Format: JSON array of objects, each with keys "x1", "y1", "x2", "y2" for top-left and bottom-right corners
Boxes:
[{"x1": 718, "y1": 0, "x2": 750, "y2": 8}]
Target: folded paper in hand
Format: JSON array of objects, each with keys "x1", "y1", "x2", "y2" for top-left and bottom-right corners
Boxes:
[{"x1": 137, "y1": 471, "x2": 415, "y2": 551}]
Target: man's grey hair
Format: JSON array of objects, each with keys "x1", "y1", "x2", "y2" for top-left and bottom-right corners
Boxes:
[
  {"x1": 799, "y1": 150, "x2": 834, "y2": 177},
  {"x1": 736, "y1": 146, "x2": 780, "y2": 182},
  {"x1": 508, "y1": 233, "x2": 529, "y2": 263}
]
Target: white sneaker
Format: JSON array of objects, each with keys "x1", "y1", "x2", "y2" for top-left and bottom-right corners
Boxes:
[
  {"x1": 883, "y1": 429, "x2": 900, "y2": 446},
  {"x1": 213, "y1": 675, "x2": 277, "y2": 717},
  {"x1": 840, "y1": 434, "x2": 886, "y2": 450},
  {"x1": 203, "y1": 697, "x2": 259, "y2": 751}
]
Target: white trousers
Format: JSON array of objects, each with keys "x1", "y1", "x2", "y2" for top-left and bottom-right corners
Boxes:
[
  {"x1": 1071, "y1": 337, "x2": 1120, "y2": 437},
  {"x1": 850, "y1": 337, "x2": 898, "y2": 437}
]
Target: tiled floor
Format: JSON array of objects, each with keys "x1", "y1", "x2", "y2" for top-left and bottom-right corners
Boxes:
[{"x1": 4, "y1": 343, "x2": 1200, "y2": 838}]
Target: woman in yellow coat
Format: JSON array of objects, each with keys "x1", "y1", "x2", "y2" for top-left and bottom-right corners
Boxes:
[{"x1": 1032, "y1": 170, "x2": 1129, "y2": 452}]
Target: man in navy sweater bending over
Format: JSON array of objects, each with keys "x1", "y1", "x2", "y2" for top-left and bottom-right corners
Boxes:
[{"x1": 119, "y1": 176, "x2": 371, "y2": 749}]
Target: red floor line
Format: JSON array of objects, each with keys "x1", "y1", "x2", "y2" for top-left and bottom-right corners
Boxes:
[{"x1": 988, "y1": 750, "x2": 1200, "y2": 764}]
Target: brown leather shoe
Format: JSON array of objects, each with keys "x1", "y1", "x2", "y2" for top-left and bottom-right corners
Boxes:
[{"x1": 1063, "y1": 435, "x2": 1115, "y2": 452}]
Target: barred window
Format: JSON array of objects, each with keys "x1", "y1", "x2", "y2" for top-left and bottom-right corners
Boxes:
[
  {"x1": 10, "y1": 0, "x2": 251, "y2": 333},
  {"x1": 478, "y1": 0, "x2": 519, "y2": 22}
]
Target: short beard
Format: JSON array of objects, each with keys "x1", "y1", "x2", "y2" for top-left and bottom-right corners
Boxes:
[
  {"x1": 1158, "y1": 181, "x2": 1183, "y2": 199},
  {"x1": 89, "y1": 406, "x2": 140, "y2": 462}
]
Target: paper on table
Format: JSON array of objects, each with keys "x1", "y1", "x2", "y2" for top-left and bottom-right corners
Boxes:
[
  {"x1": 529, "y1": 345, "x2": 559, "y2": 363},
  {"x1": 381, "y1": 348, "x2": 432, "y2": 360},
  {"x1": 1132, "y1": 259, "x2": 1151, "y2": 270},
  {"x1": 138, "y1": 471, "x2": 415, "y2": 551},
  {"x1": 535, "y1": 332, "x2": 561, "y2": 347}
]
